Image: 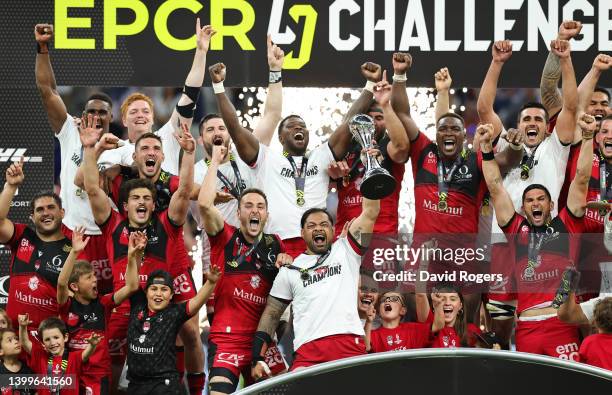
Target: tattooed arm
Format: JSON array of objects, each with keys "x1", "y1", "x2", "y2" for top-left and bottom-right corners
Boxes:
[{"x1": 348, "y1": 197, "x2": 380, "y2": 248}]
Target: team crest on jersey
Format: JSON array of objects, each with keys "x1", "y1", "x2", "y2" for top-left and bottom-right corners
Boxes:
[
  {"x1": 139, "y1": 334, "x2": 146, "y2": 343},
  {"x1": 34, "y1": 260, "x2": 41, "y2": 271},
  {"x1": 120, "y1": 228, "x2": 129, "y2": 245},
  {"x1": 250, "y1": 275, "x2": 261, "y2": 289},
  {"x1": 28, "y1": 276, "x2": 39, "y2": 291},
  {"x1": 143, "y1": 321, "x2": 150, "y2": 332},
  {"x1": 67, "y1": 312, "x2": 79, "y2": 326}
]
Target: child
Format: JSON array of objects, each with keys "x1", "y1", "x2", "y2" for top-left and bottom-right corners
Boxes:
[
  {"x1": 57, "y1": 227, "x2": 144, "y2": 395},
  {"x1": 365, "y1": 291, "x2": 443, "y2": 352},
  {"x1": 126, "y1": 266, "x2": 221, "y2": 395},
  {"x1": 0, "y1": 328, "x2": 34, "y2": 394},
  {"x1": 0, "y1": 309, "x2": 9, "y2": 329},
  {"x1": 417, "y1": 283, "x2": 482, "y2": 348},
  {"x1": 18, "y1": 315, "x2": 101, "y2": 395},
  {"x1": 578, "y1": 297, "x2": 612, "y2": 370}
]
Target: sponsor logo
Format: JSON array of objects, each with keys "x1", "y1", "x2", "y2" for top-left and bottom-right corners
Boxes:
[
  {"x1": 130, "y1": 343, "x2": 154, "y2": 354},
  {"x1": 422, "y1": 199, "x2": 464, "y2": 216},
  {"x1": 0, "y1": 275, "x2": 9, "y2": 304},
  {"x1": 556, "y1": 342, "x2": 579, "y2": 361},
  {"x1": 14, "y1": 290, "x2": 54, "y2": 307},
  {"x1": 173, "y1": 273, "x2": 193, "y2": 295},
  {"x1": 216, "y1": 352, "x2": 245, "y2": 367},
  {"x1": 0, "y1": 148, "x2": 42, "y2": 162},
  {"x1": 342, "y1": 194, "x2": 363, "y2": 205},
  {"x1": 28, "y1": 276, "x2": 39, "y2": 291},
  {"x1": 520, "y1": 268, "x2": 559, "y2": 282}
]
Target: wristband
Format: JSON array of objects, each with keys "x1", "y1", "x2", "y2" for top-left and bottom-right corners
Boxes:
[
  {"x1": 482, "y1": 151, "x2": 495, "y2": 161},
  {"x1": 392, "y1": 73, "x2": 407, "y2": 82},
  {"x1": 36, "y1": 43, "x2": 48, "y2": 54},
  {"x1": 212, "y1": 82, "x2": 225, "y2": 94},
  {"x1": 269, "y1": 70, "x2": 282, "y2": 84},
  {"x1": 257, "y1": 360, "x2": 272, "y2": 376},
  {"x1": 364, "y1": 80, "x2": 375, "y2": 93},
  {"x1": 509, "y1": 143, "x2": 523, "y2": 151}
]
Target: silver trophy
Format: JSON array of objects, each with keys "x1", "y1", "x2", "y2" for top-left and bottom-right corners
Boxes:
[{"x1": 349, "y1": 114, "x2": 396, "y2": 199}]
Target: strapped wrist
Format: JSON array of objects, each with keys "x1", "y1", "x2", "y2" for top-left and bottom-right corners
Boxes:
[
  {"x1": 364, "y1": 80, "x2": 375, "y2": 93},
  {"x1": 392, "y1": 73, "x2": 407, "y2": 82},
  {"x1": 212, "y1": 81, "x2": 225, "y2": 94}
]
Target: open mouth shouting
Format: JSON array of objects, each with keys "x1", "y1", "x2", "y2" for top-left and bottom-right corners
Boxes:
[
  {"x1": 440, "y1": 137, "x2": 457, "y2": 154},
  {"x1": 213, "y1": 136, "x2": 224, "y2": 146},
  {"x1": 383, "y1": 303, "x2": 393, "y2": 312},
  {"x1": 312, "y1": 232, "x2": 327, "y2": 248},
  {"x1": 293, "y1": 131, "x2": 306, "y2": 144},
  {"x1": 531, "y1": 208, "x2": 544, "y2": 223},
  {"x1": 443, "y1": 305, "x2": 455, "y2": 319},
  {"x1": 248, "y1": 216, "x2": 261, "y2": 233},
  {"x1": 360, "y1": 295, "x2": 374, "y2": 308},
  {"x1": 135, "y1": 205, "x2": 148, "y2": 220},
  {"x1": 602, "y1": 140, "x2": 612, "y2": 156},
  {"x1": 144, "y1": 158, "x2": 157, "y2": 172},
  {"x1": 525, "y1": 128, "x2": 539, "y2": 143}
]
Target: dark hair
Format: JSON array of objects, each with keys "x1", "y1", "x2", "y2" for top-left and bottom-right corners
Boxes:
[
  {"x1": 86, "y1": 92, "x2": 113, "y2": 108},
  {"x1": 0, "y1": 327, "x2": 16, "y2": 343},
  {"x1": 68, "y1": 260, "x2": 94, "y2": 291},
  {"x1": 30, "y1": 191, "x2": 62, "y2": 214},
  {"x1": 431, "y1": 282, "x2": 468, "y2": 346},
  {"x1": 437, "y1": 112, "x2": 465, "y2": 127},
  {"x1": 517, "y1": 102, "x2": 549, "y2": 124},
  {"x1": 594, "y1": 297, "x2": 612, "y2": 333},
  {"x1": 119, "y1": 178, "x2": 157, "y2": 210},
  {"x1": 594, "y1": 86, "x2": 611, "y2": 102},
  {"x1": 145, "y1": 269, "x2": 174, "y2": 291},
  {"x1": 521, "y1": 184, "x2": 552, "y2": 203},
  {"x1": 135, "y1": 132, "x2": 162, "y2": 150},
  {"x1": 300, "y1": 208, "x2": 334, "y2": 228},
  {"x1": 379, "y1": 291, "x2": 405, "y2": 307},
  {"x1": 38, "y1": 317, "x2": 67, "y2": 337},
  {"x1": 198, "y1": 113, "x2": 223, "y2": 132},
  {"x1": 367, "y1": 100, "x2": 383, "y2": 114},
  {"x1": 238, "y1": 188, "x2": 268, "y2": 208},
  {"x1": 277, "y1": 115, "x2": 304, "y2": 137}
]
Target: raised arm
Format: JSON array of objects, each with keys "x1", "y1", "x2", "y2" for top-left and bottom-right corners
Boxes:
[
  {"x1": 17, "y1": 314, "x2": 33, "y2": 354},
  {"x1": 187, "y1": 265, "x2": 221, "y2": 314},
  {"x1": 390, "y1": 53, "x2": 419, "y2": 141},
  {"x1": 113, "y1": 231, "x2": 145, "y2": 305},
  {"x1": 80, "y1": 115, "x2": 112, "y2": 225},
  {"x1": 327, "y1": 62, "x2": 380, "y2": 159},
  {"x1": 0, "y1": 159, "x2": 22, "y2": 243},
  {"x1": 253, "y1": 36, "x2": 284, "y2": 146},
  {"x1": 197, "y1": 145, "x2": 226, "y2": 235},
  {"x1": 168, "y1": 124, "x2": 196, "y2": 225},
  {"x1": 251, "y1": 296, "x2": 290, "y2": 380},
  {"x1": 209, "y1": 63, "x2": 260, "y2": 164},
  {"x1": 477, "y1": 40, "x2": 513, "y2": 138},
  {"x1": 57, "y1": 228, "x2": 90, "y2": 305},
  {"x1": 494, "y1": 129, "x2": 525, "y2": 175},
  {"x1": 169, "y1": 21, "x2": 216, "y2": 128},
  {"x1": 82, "y1": 333, "x2": 102, "y2": 362},
  {"x1": 34, "y1": 24, "x2": 68, "y2": 133},
  {"x1": 478, "y1": 124, "x2": 515, "y2": 226},
  {"x1": 373, "y1": 73, "x2": 409, "y2": 163},
  {"x1": 540, "y1": 21, "x2": 583, "y2": 118},
  {"x1": 434, "y1": 67, "x2": 452, "y2": 122},
  {"x1": 73, "y1": 133, "x2": 122, "y2": 189},
  {"x1": 551, "y1": 40, "x2": 578, "y2": 144},
  {"x1": 567, "y1": 114, "x2": 597, "y2": 217},
  {"x1": 364, "y1": 304, "x2": 376, "y2": 352},
  {"x1": 348, "y1": 197, "x2": 380, "y2": 248}
]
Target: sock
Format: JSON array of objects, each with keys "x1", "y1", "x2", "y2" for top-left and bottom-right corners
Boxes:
[{"x1": 187, "y1": 372, "x2": 205, "y2": 395}]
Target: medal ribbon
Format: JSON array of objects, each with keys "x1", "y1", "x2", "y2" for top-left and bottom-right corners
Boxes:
[
  {"x1": 229, "y1": 232, "x2": 263, "y2": 267},
  {"x1": 519, "y1": 144, "x2": 539, "y2": 180},
  {"x1": 436, "y1": 149, "x2": 468, "y2": 209},
  {"x1": 47, "y1": 350, "x2": 68, "y2": 394},
  {"x1": 286, "y1": 249, "x2": 332, "y2": 280},
  {"x1": 206, "y1": 153, "x2": 245, "y2": 199},
  {"x1": 525, "y1": 224, "x2": 551, "y2": 277},
  {"x1": 284, "y1": 152, "x2": 308, "y2": 206}
]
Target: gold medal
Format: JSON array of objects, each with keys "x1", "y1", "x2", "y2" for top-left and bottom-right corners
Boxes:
[
  {"x1": 297, "y1": 196, "x2": 305, "y2": 206},
  {"x1": 228, "y1": 260, "x2": 239, "y2": 268},
  {"x1": 524, "y1": 266, "x2": 535, "y2": 278},
  {"x1": 481, "y1": 205, "x2": 491, "y2": 217},
  {"x1": 438, "y1": 200, "x2": 447, "y2": 212}
]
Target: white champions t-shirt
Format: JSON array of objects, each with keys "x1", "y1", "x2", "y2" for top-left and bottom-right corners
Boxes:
[
  {"x1": 269, "y1": 236, "x2": 364, "y2": 351},
  {"x1": 191, "y1": 146, "x2": 260, "y2": 229},
  {"x1": 253, "y1": 143, "x2": 335, "y2": 239},
  {"x1": 491, "y1": 129, "x2": 570, "y2": 241},
  {"x1": 57, "y1": 116, "x2": 129, "y2": 234}
]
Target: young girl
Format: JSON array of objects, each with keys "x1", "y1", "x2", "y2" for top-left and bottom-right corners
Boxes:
[
  {"x1": 0, "y1": 328, "x2": 34, "y2": 394},
  {"x1": 579, "y1": 297, "x2": 612, "y2": 370},
  {"x1": 417, "y1": 283, "x2": 482, "y2": 348}
]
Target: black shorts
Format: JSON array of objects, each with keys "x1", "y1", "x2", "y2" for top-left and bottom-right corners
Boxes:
[{"x1": 127, "y1": 376, "x2": 182, "y2": 395}]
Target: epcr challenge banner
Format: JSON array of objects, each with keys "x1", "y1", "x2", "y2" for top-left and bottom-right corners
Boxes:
[{"x1": 4, "y1": 0, "x2": 610, "y2": 88}]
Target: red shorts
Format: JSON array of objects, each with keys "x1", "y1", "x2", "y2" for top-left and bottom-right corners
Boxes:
[
  {"x1": 107, "y1": 311, "x2": 130, "y2": 364},
  {"x1": 77, "y1": 233, "x2": 114, "y2": 295},
  {"x1": 291, "y1": 334, "x2": 365, "y2": 371},
  {"x1": 515, "y1": 316, "x2": 580, "y2": 360},
  {"x1": 80, "y1": 373, "x2": 110, "y2": 395},
  {"x1": 172, "y1": 269, "x2": 197, "y2": 302},
  {"x1": 208, "y1": 335, "x2": 287, "y2": 385},
  {"x1": 487, "y1": 243, "x2": 517, "y2": 301},
  {"x1": 282, "y1": 237, "x2": 307, "y2": 259}
]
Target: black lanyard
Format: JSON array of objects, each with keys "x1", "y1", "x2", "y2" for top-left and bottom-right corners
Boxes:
[
  {"x1": 227, "y1": 233, "x2": 263, "y2": 268},
  {"x1": 286, "y1": 249, "x2": 332, "y2": 280},
  {"x1": 599, "y1": 153, "x2": 611, "y2": 201},
  {"x1": 520, "y1": 144, "x2": 539, "y2": 180},
  {"x1": 284, "y1": 152, "x2": 308, "y2": 206},
  {"x1": 47, "y1": 350, "x2": 68, "y2": 394},
  {"x1": 436, "y1": 149, "x2": 467, "y2": 211},
  {"x1": 206, "y1": 154, "x2": 245, "y2": 199},
  {"x1": 524, "y1": 224, "x2": 552, "y2": 278}
]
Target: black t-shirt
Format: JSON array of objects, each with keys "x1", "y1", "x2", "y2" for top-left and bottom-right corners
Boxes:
[
  {"x1": 126, "y1": 290, "x2": 191, "y2": 382},
  {"x1": 0, "y1": 363, "x2": 35, "y2": 395}
]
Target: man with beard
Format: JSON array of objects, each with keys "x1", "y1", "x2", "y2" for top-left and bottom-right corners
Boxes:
[
  {"x1": 480, "y1": 114, "x2": 595, "y2": 358},
  {"x1": 334, "y1": 54, "x2": 410, "y2": 236},
  {"x1": 208, "y1": 61, "x2": 382, "y2": 257},
  {"x1": 198, "y1": 144, "x2": 290, "y2": 394},
  {"x1": 251, "y1": 195, "x2": 380, "y2": 377},
  {"x1": 80, "y1": 116, "x2": 207, "y2": 394},
  {"x1": 0, "y1": 159, "x2": 72, "y2": 333},
  {"x1": 477, "y1": 39, "x2": 578, "y2": 348}
]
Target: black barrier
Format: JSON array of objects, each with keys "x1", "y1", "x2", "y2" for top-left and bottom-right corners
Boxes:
[
  {"x1": 0, "y1": 1, "x2": 610, "y2": 88},
  {"x1": 237, "y1": 349, "x2": 612, "y2": 394}
]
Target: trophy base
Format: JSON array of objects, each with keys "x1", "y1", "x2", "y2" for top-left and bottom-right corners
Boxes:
[{"x1": 360, "y1": 168, "x2": 397, "y2": 200}]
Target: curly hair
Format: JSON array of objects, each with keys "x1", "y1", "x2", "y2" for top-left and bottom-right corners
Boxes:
[{"x1": 594, "y1": 297, "x2": 612, "y2": 333}]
